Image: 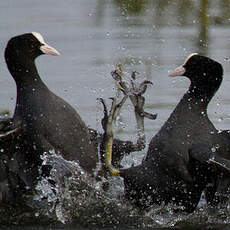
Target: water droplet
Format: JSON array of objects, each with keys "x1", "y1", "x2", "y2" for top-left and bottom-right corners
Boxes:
[
  {"x1": 218, "y1": 117, "x2": 223, "y2": 122},
  {"x1": 35, "y1": 212, "x2": 40, "y2": 217},
  {"x1": 211, "y1": 147, "x2": 216, "y2": 153}
]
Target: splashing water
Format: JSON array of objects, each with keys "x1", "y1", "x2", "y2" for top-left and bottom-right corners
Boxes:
[
  {"x1": 32, "y1": 151, "x2": 158, "y2": 227},
  {"x1": 3, "y1": 150, "x2": 230, "y2": 228}
]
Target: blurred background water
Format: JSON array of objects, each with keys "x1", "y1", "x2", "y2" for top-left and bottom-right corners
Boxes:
[{"x1": 1, "y1": 0, "x2": 230, "y2": 229}]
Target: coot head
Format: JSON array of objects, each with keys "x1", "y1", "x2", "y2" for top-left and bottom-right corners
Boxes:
[
  {"x1": 169, "y1": 53, "x2": 223, "y2": 95},
  {"x1": 5, "y1": 32, "x2": 60, "y2": 61},
  {"x1": 5, "y1": 32, "x2": 60, "y2": 82}
]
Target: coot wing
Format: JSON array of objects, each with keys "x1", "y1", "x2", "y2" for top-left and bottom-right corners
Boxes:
[
  {"x1": 0, "y1": 117, "x2": 22, "y2": 139},
  {"x1": 189, "y1": 143, "x2": 230, "y2": 173}
]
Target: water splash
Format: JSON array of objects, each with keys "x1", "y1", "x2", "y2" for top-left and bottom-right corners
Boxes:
[
  {"x1": 4, "y1": 150, "x2": 230, "y2": 228},
  {"x1": 32, "y1": 151, "x2": 157, "y2": 227}
]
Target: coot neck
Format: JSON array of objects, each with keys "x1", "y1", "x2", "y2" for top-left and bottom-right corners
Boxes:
[
  {"x1": 9, "y1": 58, "x2": 49, "y2": 121},
  {"x1": 186, "y1": 80, "x2": 218, "y2": 107},
  {"x1": 171, "y1": 82, "x2": 216, "y2": 119},
  {"x1": 179, "y1": 92, "x2": 208, "y2": 116},
  {"x1": 162, "y1": 84, "x2": 214, "y2": 133},
  {"x1": 7, "y1": 57, "x2": 47, "y2": 92}
]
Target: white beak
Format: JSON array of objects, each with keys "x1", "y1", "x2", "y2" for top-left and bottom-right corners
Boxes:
[{"x1": 40, "y1": 43, "x2": 60, "y2": 56}]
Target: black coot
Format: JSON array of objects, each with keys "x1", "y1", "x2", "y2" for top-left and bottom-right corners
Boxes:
[
  {"x1": 4, "y1": 32, "x2": 98, "y2": 178},
  {"x1": 120, "y1": 54, "x2": 226, "y2": 212}
]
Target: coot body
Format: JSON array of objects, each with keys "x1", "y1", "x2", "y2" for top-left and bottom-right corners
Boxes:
[
  {"x1": 121, "y1": 54, "x2": 228, "y2": 212},
  {"x1": 4, "y1": 32, "x2": 98, "y2": 178}
]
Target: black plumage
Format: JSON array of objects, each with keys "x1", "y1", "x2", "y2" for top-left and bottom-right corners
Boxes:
[
  {"x1": 120, "y1": 54, "x2": 230, "y2": 212},
  {"x1": 2, "y1": 32, "x2": 98, "y2": 194}
]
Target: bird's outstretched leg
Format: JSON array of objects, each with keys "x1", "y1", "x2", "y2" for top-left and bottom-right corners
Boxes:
[
  {"x1": 111, "y1": 69, "x2": 157, "y2": 151},
  {"x1": 98, "y1": 69, "x2": 157, "y2": 178},
  {"x1": 89, "y1": 69, "x2": 157, "y2": 169},
  {"x1": 98, "y1": 95, "x2": 128, "y2": 177}
]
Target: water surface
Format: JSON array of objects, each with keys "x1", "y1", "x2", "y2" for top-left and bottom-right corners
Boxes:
[{"x1": 1, "y1": 0, "x2": 230, "y2": 229}]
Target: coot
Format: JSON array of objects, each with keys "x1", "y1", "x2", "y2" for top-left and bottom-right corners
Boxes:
[
  {"x1": 118, "y1": 54, "x2": 227, "y2": 212},
  {"x1": 4, "y1": 32, "x2": 98, "y2": 177}
]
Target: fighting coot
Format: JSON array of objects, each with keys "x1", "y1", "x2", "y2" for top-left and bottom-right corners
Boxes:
[{"x1": 104, "y1": 53, "x2": 228, "y2": 212}]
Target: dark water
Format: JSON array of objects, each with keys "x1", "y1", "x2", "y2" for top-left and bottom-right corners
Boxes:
[{"x1": 1, "y1": 0, "x2": 230, "y2": 229}]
